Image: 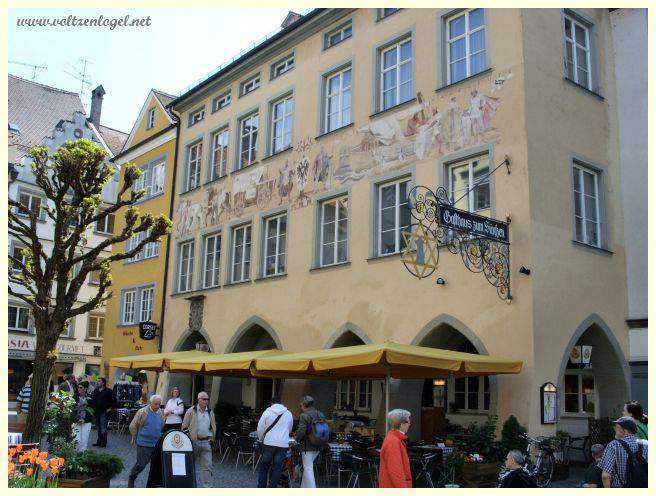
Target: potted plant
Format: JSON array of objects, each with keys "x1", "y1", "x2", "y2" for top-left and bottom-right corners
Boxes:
[
  {"x1": 457, "y1": 416, "x2": 503, "y2": 487},
  {"x1": 58, "y1": 450, "x2": 124, "y2": 488},
  {"x1": 8, "y1": 445, "x2": 64, "y2": 488}
]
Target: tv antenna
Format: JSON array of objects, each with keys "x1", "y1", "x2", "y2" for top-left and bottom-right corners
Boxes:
[
  {"x1": 9, "y1": 60, "x2": 47, "y2": 80},
  {"x1": 64, "y1": 58, "x2": 93, "y2": 96}
]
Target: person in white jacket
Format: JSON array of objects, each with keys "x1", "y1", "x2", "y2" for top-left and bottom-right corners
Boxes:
[
  {"x1": 256, "y1": 396, "x2": 294, "y2": 488},
  {"x1": 162, "y1": 386, "x2": 185, "y2": 433}
]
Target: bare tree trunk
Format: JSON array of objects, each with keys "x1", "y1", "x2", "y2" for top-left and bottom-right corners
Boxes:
[{"x1": 23, "y1": 335, "x2": 58, "y2": 443}]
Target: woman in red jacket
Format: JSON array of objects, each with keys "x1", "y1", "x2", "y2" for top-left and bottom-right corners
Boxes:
[{"x1": 379, "y1": 409, "x2": 413, "y2": 488}]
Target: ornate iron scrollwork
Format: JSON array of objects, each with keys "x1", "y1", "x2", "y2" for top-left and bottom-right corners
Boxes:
[{"x1": 403, "y1": 184, "x2": 512, "y2": 301}]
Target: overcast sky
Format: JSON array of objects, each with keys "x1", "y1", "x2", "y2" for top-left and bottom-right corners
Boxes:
[{"x1": 8, "y1": 8, "x2": 294, "y2": 132}]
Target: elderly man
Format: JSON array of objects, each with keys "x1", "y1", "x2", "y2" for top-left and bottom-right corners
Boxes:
[
  {"x1": 379, "y1": 409, "x2": 413, "y2": 488},
  {"x1": 498, "y1": 450, "x2": 536, "y2": 487},
  {"x1": 182, "y1": 391, "x2": 216, "y2": 488},
  {"x1": 128, "y1": 394, "x2": 164, "y2": 488},
  {"x1": 582, "y1": 444, "x2": 605, "y2": 487},
  {"x1": 599, "y1": 416, "x2": 648, "y2": 488}
]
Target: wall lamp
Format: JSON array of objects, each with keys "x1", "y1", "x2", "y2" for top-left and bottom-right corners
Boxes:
[
  {"x1": 436, "y1": 277, "x2": 446, "y2": 285},
  {"x1": 519, "y1": 266, "x2": 531, "y2": 276}
]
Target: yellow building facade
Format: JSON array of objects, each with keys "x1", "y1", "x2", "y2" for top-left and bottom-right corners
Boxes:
[
  {"x1": 157, "y1": 8, "x2": 630, "y2": 440},
  {"x1": 102, "y1": 90, "x2": 178, "y2": 387}
]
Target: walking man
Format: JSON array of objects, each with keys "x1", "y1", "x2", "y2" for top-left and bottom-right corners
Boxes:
[
  {"x1": 257, "y1": 396, "x2": 293, "y2": 488},
  {"x1": 599, "y1": 416, "x2": 648, "y2": 487},
  {"x1": 73, "y1": 382, "x2": 94, "y2": 452},
  {"x1": 16, "y1": 374, "x2": 32, "y2": 425},
  {"x1": 128, "y1": 394, "x2": 164, "y2": 488},
  {"x1": 181, "y1": 391, "x2": 216, "y2": 487},
  {"x1": 295, "y1": 395, "x2": 328, "y2": 487},
  {"x1": 91, "y1": 377, "x2": 114, "y2": 447}
]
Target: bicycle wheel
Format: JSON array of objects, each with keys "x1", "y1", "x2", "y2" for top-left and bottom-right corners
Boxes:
[{"x1": 534, "y1": 452, "x2": 555, "y2": 488}]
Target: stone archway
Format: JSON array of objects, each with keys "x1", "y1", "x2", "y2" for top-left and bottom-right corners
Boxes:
[{"x1": 167, "y1": 328, "x2": 214, "y2": 405}]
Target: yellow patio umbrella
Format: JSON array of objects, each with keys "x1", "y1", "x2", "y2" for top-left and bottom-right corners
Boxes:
[
  {"x1": 109, "y1": 350, "x2": 212, "y2": 371},
  {"x1": 168, "y1": 349, "x2": 285, "y2": 376}
]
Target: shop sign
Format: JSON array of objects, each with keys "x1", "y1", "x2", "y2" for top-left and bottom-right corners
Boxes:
[
  {"x1": 438, "y1": 204, "x2": 509, "y2": 243},
  {"x1": 9, "y1": 336, "x2": 35, "y2": 351},
  {"x1": 9, "y1": 336, "x2": 94, "y2": 357},
  {"x1": 540, "y1": 382, "x2": 558, "y2": 424},
  {"x1": 139, "y1": 322, "x2": 158, "y2": 341}
]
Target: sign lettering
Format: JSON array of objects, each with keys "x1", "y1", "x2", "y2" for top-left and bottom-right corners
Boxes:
[{"x1": 438, "y1": 205, "x2": 509, "y2": 243}]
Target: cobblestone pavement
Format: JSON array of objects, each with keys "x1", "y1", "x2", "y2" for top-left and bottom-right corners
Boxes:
[{"x1": 97, "y1": 431, "x2": 582, "y2": 488}]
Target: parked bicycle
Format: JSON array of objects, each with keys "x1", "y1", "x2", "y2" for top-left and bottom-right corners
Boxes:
[{"x1": 520, "y1": 433, "x2": 556, "y2": 487}]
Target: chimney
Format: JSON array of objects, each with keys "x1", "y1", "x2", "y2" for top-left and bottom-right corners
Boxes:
[
  {"x1": 90, "y1": 85, "x2": 105, "y2": 127},
  {"x1": 281, "y1": 11, "x2": 301, "y2": 29}
]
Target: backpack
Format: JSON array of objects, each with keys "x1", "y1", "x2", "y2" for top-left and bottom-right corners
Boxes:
[
  {"x1": 618, "y1": 439, "x2": 648, "y2": 488},
  {"x1": 307, "y1": 413, "x2": 330, "y2": 447}
]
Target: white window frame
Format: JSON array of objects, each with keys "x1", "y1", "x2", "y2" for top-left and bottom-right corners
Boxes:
[
  {"x1": 447, "y1": 156, "x2": 491, "y2": 214},
  {"x1": 147, "y1": 107, "x2": 156, "y2": 129},
  {"x1": 379, "y1": 37, "x2": 413, "y2": 111},
  {"x1": 324, "y1": 21, "x2": 352, "y2": 49},
  {"x1": 320, "y1": 196, "x2": 348, "y2": 267},
  {"x1": 271, "y1": 54, "x2": 295, "y2": 79},
  {"x1": 263, "y1": 214, "x2": 286, "y2": 277},
  {"x1": 240, "y1": 74, "x2": 261, "y2": 96},
  {"x1": 151, "y1": 160, "x2": 166, "y2": 196},
  {"x1": 139, "y1": 286, "x2": 155, "y2": 323},
  {"x1": 231, "y1": 224, "x2": 252, "y2": 283},
  {"x1": 188, "y1": 107, "x2": 205, "y2": 127},
  {"x1": 336, "y1": 380, "x2": 373, "y2": 412},
  {"x1": 185, "y1": 141, "x2": 202, "y2": 191},
  {"x1": 95, "y1": 213, "x2": 115, "y2": 235},
  {"x1": 213, "y1": 91, "x2": 231, "y2": 112},
  {"x1": 377, "y1": 178, "x2": 411, "y2": 256},
  {"x1": 563, "y1": 13, "x2": 592, "y2": 89},
  {"x1": 210, "y1": 128, "x2": 229, "y2": 179},
  {"x1": 10, "y1": 243, "x2": 27, "y2": 273},
  {"x1": 378, "y1": 8, "x2": 401, "y2": 20},
  {"x1": 17, "y1": 190, "x2": 44, "y2": 220},
  {"x1": 122, "y1": 289, "x2": 136, "y2": 324},
  {"x1": 270, "y1": 96, "x2": 294, "y2": 154},
  {"x1": 203, "y1": 232, "x2": 222, "y2": 288},
  {"x1": 178, "y1": 240, "x2": 195, "y2": 292},
  {"x1": 573, "y1": 164, "x2": 602, "y2": 248},
  {"x1": 446, "y1": 9, "x2": 487, "y2": 84},
  {"x1": 9, "y1": 305, "x2": 31, "y2": 332},
  {"x1": 452, "y1": 376, "x2": 491, "y2": 412},
  {"x1": 87, "y1": 314, "x2": 105, "y2": 340},
  {"x1": 324, "y1": 66, "x2": 352, "y2": 133},
  {"x1": 89, "y1": 267, "x2": 102, "y2": 285},
  {"x1": 238, "y1": 113, "x2": 259, "y2": 169},
  {"x1": 563, "y1": 371, "x2": 596, "y2": 415}
]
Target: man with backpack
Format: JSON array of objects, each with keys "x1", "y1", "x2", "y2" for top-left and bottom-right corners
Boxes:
[
  {"x1": 257, "y1": 396, "x2": 294, "y2": 488},
  {"x1": 295, "y1": 395, "x2": 330, "y2": 488},
  {"x1": 599, "y1": 416, "x2": 648, "y2": 488}
]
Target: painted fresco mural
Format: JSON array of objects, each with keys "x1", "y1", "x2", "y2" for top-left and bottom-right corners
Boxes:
[{"x1": 173, "y1": 70, "x2": 513, "y2": 238}]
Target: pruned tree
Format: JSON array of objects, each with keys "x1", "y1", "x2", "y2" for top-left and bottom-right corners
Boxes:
[{"x1": 8, "y1": 139, "x2": 171, "y2": 442}]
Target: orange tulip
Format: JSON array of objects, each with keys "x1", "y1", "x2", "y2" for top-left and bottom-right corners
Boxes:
[
  {"x1": 26, "y1": 467, "x2": 34, "y2": 476},
  {"x1": 38, "y1": 451, "x2": 47, "y2": 460},
  {"x1": 9, "y1": 448, "x2": 16, "y2": 458},
  {"x1": 18, "y1": 454, "x2": 27, "y2": 463},
  {"x1": 51, "y1": 467, "x2": 59, "y2": 475},
  {"x1": 16, "y1": 444, "x2": 23, "y2": 452},
  {"x1": 39, "y1": 461, "x2": 48, "y2": 472},
  {"x1": 8, "y1": 462, "x2": 15, "y2": 474},
  {"x1": 59, "y1": 457, "x2": 66, "y2": 466}
]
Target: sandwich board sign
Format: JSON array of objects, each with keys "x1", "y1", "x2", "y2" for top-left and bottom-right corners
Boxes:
[{"x1": 161, "y1": 430, "x2": 195, "y2": 487}]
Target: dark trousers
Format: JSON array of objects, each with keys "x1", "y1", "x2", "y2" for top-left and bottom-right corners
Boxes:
[
  {"x1": 95, "y1": 411, "x2": 108, "y2": 447},
  {"x1": 257, "y1": 445, "x2": 287, "y2": 488},
  {"x1": 128, "y1": 445, "x2": 156, "y2": 487}
]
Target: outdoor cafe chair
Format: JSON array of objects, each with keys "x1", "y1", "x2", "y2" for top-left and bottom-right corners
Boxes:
[
  {"x1": 411, "y1": 452, "x2": 440, "y2": 488},
  {"x1": 340, "y1": 452, "x2": 373, "y2": 488},
  {"x1": 220, "y1": 431, "x2": 238, "y2": 464},
  {"x1": 235, "y1": 435, "x2": 259, "y2": 471}
]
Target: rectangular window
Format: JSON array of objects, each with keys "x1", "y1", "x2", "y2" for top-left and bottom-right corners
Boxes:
[
  {"x1": 122, "y1": 289, "x2": 136, "y2": 324},
  {"x1": 324, "y1": 66, "x2": 352, "y2": 133},
  {"x1": 87, "y1": 315, "x2": 105, "y2": 339},
  {"x1": 89, "y1": 268, "x2": 101, "y2": 285},
  {"x1": 453, "y1": 376, "x2": 490, "y2": 411},
  {"x1": 446, "y1": 9, "x2": 486, "y2": 84},
  {"x1": 231, "y1": 224, "x2": 252, "y2": 283},
  {"x1": 572, "y1": 164, "x2": 601, "y2": 248},
  {"x1": 377, "y1": 178, "x2": 411, "y2": 255},
  {"x1": 240, "y1": 74, "x2": 261, "y2": 96},
  {"x1": 271, "y1": 54, "x2": 295, "y2": 79},
  {"x1": 133, "y1": 165, "x2": 150, "y2": 198},
  {"x1": 147, "y1": 107, "x2": 156, "y2": 129},
  {"x1": 151, "y1": 161, "x2": 166, "y2": 195},
  {"x1": 448, "y1": 156, "x2": 490, "y2": 216},
  {"x1": 212, "y1": 91, "x2": 231, "y2": 112},
  {"x1": 17, "y1": 191, "x2": 42, "y2": 219},
  {"x1": 324, "y1": 21, "x2": 352, "y2": 49},
  {"x1": 185, "y1": 142, "x2": 202, "y2": 191},
  {"x1": 8, "y1": 305, "x2": 30, "y2": 331},
  {"x1": 379, "y1": 8, "x2": 401, "y2": 20},
  {"x1": 379, "y1": 37, "x2": 413, "y2": 111},
  {"x1": 143, "y1": 232, "x2": 160, "y2": 259},
  {"x1": 178, "y1": 240, "x2": 195, "y2": 292},
  {"x1": 95, "y1": 213, "x2": 115, "y2": 234},
  {"x1": 564, "y1": 373, "x2": 595, "y2": 414},
  {"x1": 203, "y1": 233, "x2": 222, "y2": 288},
  {"x1": 564, "y1": 13, "x2": 591, "y2": 89},
  {"x1": 320, "y1": 196, "x2": 348, "y2": 266},
  {"x1": 210, "y1": 128, "x2": 229, "y2": 179},
  {"x1": 336, "y1": 380, "x2": 372, "y2": 411},
  {"x1": 140, "y1": 287, "x2": 154, "y2": 323},
  {"x1": 271, "y1": 96, "x2": 293, "y2": 154},
  {"x1": 10, "y1": 244, "x2": 27, "y2": 273},
  {"x1": 238, "y1": 114, "x2": 259, "y2": 169},
  {"x1": 64, "y1": 319, "x2": 75, "y2": 338},
  {"x1": 188, "y1": 107, "x2": 205, "y2": 127},
  {"x1": 263, "y1": 214, "x2": 286, "y2": 277}
]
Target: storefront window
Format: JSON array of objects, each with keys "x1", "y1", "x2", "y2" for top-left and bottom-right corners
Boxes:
[{"x1": 453, "y1": 376, "x2": 490, "y2": 412}]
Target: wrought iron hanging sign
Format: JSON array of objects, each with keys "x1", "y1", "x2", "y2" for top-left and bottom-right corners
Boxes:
[{"x1": 401, "y1": 159, "x2": 512, "y2": 301}]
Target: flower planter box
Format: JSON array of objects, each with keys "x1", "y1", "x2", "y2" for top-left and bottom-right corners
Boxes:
[
  {"x1": 461, "y1": 461, "x2": 500, "y2": 487},
  {"x1": 58, "y1": 476, "x2": 110, "y2": 488}
]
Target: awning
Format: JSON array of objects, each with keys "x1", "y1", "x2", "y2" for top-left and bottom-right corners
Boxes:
[
  {"x1": 169, "y1": 349, "x2": 284, "y2": 376},
  {"x1": 109, "y1": 350, "x2": 212, "y2": 370},
  {"x1": 252, "y1": 341, "x2": 523, "y2": 379}
]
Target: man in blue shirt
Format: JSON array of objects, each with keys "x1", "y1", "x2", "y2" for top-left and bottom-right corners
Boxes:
[{"x1": 128, "y1": 395, "x2": 164, "y2": 488}]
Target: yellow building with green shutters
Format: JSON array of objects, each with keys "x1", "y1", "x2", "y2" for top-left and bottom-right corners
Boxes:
[{"x1": 102, "y1": 89, "x2": 178, "y2": 387}]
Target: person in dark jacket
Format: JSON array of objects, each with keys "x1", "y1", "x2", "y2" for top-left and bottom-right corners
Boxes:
[
  {"x1": 498, "y1": 450, "x2": 537, "y2": 488},
  {"x1": 582, "y1": 444, "x2": 605, "y2": 487},
  {"x1": 295, "y1": 395, "x2": 325, "y2": 488},
  {"x1": 91, "y1": 377, "x2": 115, "y2": 447}
]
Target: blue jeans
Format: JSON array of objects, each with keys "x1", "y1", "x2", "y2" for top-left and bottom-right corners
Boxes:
[
  {"x1": 95, "y1": 411, "x2": 108, "y2": 446},
  {"x1": 257, "y1": 445, "x2": 287, "y2": 488}
]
